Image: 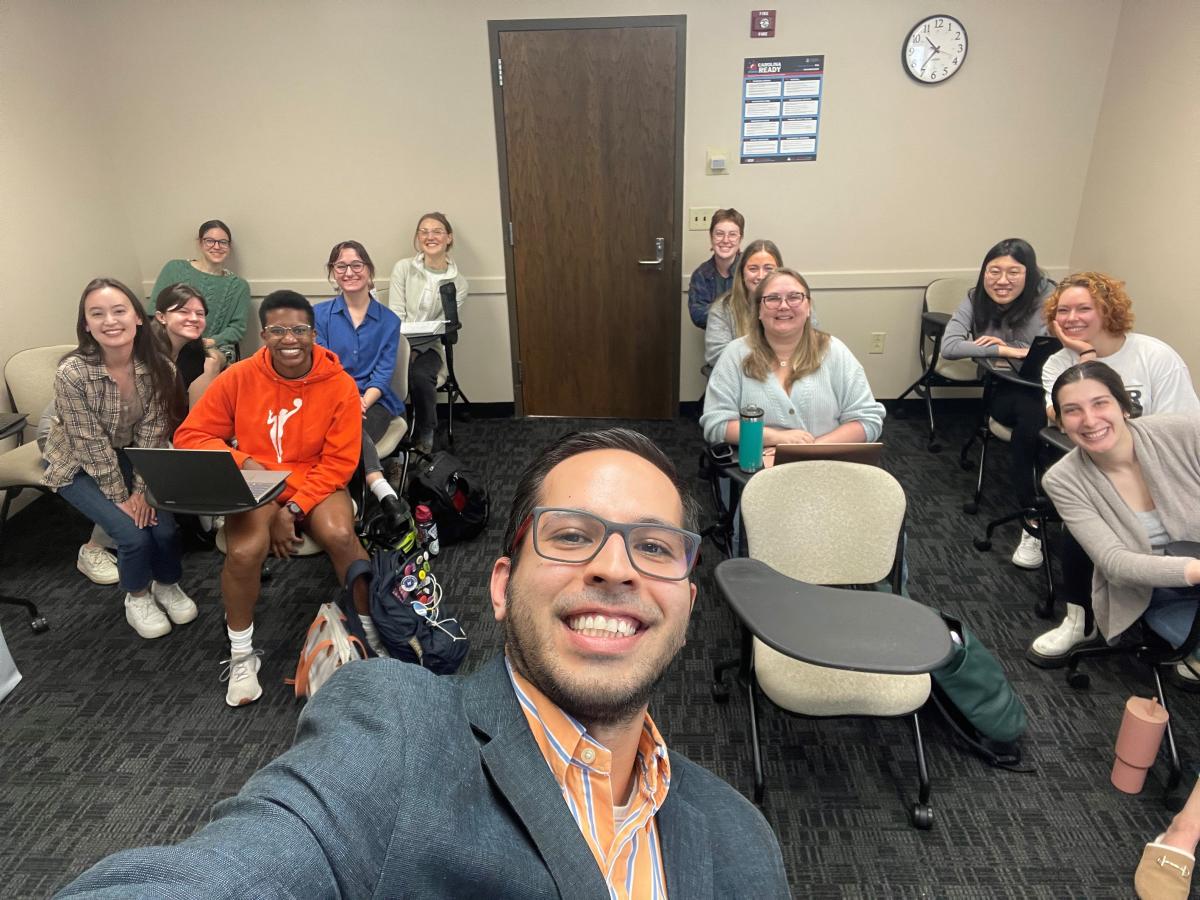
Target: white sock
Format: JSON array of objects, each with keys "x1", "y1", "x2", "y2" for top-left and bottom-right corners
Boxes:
[
  {"x1": 228, "y1": 624, "x2": 254, "y2": 658},
  {"x1": 359, "y1": 614, "x2": 389, "y2": 657},
  {"x1": 369, "y1": 479, "x2": 398, "y2": 502}
]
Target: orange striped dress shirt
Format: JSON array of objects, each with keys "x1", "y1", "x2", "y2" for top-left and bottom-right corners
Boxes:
[{"x1": 506, "y1": 659, "x2": 671, "y2": 899}]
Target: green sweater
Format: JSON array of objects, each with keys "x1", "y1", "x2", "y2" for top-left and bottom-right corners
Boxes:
[{"x1": 148, "y1": 259, "x2": 251, "y2": 351}]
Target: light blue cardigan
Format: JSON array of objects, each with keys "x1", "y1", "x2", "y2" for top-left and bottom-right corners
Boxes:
[{"x1": 700, "y1": 335, "x2": 885, "y2": 445}]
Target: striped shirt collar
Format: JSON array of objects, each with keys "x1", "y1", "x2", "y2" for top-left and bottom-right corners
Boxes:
[{"x1": 505, "y1": 657, "x2": 672, "y2": 898}]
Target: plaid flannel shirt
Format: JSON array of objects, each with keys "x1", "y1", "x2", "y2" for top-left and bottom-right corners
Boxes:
[{"x1": 41, "y1": 354, "x2": 171, "y2": 502}]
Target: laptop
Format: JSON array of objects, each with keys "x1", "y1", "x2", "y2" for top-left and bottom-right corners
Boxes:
[
  {"x1": 773, "y1": 442, "x2": 884, "y2": 467},
  {"x1": 1014, "y1": 335, "x2": 1062, "y2": 380},
  {"x1": 125, "y1": 448, "x2": 290, "y2": 513}
]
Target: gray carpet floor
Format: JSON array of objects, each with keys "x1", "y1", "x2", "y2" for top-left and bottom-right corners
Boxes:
[{"x1": 1, "y1": 406, "x2": 1194, "y2": 898}]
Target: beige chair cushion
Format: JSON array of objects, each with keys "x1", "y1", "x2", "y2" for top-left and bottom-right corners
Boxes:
[
  {"x1": 988, "y1": 417, "x2": 1013, "y2": 442},
  {"x1": 924, "y1": 277, "x2": 975, "y2": 316},
  {"x1": 933, "y1": 355, "x2": 981, "y2": 384},
  {"x1": 741, "y1": 461, "x2": 906, "y2": 585},
  {"x1": 0, "y1": 441, "x2": 45, "y2": 491},
  {"x1": 754, "y1": 638, "x2": 931, "y2": 717},
  {"x1": 375, "y1": 417, "x2": 409, "y2": 459}
]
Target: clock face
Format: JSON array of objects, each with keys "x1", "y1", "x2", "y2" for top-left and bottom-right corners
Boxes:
[{"x1": 903, "y1": 14, "x2": 968, "y2": 84}]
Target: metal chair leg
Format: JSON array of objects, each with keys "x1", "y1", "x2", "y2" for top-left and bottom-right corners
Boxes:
[
  {"x1": 1152, "y1": 666, "x2": 1185, "y2": 808},
  {"x1": 909, "y1": 712, "x2": 933, "y2": 828},
  {"x1": 747, "y1": 672, "x2": 766, "y2": 805}
]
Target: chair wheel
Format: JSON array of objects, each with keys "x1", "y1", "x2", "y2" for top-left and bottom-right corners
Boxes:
[
  {"x1": 973, "y1": 538, "x2": 991, "y2": 551},
  {"x1": 927, "y1": 442, "x2": 943, "y2": 454},
  {"x1": 1067, "y1": 671, "x2": 1090, "y2": 690},
  {"x1": 29, "y1": 616, "x2": 49, "y2": 634},
  {"x1": 910, "y1": 803, "x2": 934, "y2": 829},
  {"x1": 963, "y1": 502, "x2": 979, "y2": 515},
  {"x1": 261, "y1": 566, "x2": 273, "y2": 584},
  {"x1": 959, "y1": 458, "x2": 973, "y2": 472},
  {"x1": 711, "y1": 683, "x2": 730, "y2": 703},
  {"x1": 1034, "y1": 601, "x2": 1055, "y2": 620}
]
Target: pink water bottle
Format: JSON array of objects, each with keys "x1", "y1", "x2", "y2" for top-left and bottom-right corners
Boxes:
[
  {"x1": 1112, "y1": 695, "x2": 1169, "y2": 794},
  {"x1": 414, "y1": 504, "x2": 440, "y2": 557}
]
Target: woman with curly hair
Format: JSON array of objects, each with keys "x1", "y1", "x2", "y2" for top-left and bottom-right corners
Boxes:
[{"x1": 1028, "y1": 272, "x2": 1199, "y2": 671}]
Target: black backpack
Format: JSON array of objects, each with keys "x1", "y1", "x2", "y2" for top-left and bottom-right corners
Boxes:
[{"x1": 408, "y1": 451, "x2": 490, "y2": 545}]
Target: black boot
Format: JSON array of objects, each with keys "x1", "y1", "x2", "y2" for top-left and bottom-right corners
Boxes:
[{"x1": 380, "y1": 494, "x2": 410, "y2": 533}]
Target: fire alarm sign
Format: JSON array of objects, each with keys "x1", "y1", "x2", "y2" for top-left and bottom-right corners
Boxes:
[{"x1": 751, "y1": 9, "x2": 776, "y2": 38}]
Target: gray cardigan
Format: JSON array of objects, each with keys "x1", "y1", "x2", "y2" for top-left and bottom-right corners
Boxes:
[
  {"x1": 1043, "y1": 415, "x2": 1200, "y2": 639},
  {"x1": 939, "y1": 278, "x2": 1053, "y2": 360},
  {"x1": 700, "y1": 335, "x2": 885, "y2": 445}
]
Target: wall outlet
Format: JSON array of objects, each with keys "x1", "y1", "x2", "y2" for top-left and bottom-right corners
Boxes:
[
  {"x1": 870, "y1": 332, "x2": 886, "y2": 354},
  {"x1": 688, "y1": 207, "x2": 719, "y2": 231}
]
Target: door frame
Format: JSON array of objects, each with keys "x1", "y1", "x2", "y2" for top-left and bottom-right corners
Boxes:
[{"x1": 487, "y1": 15, "x2": 687, "y2": 417}]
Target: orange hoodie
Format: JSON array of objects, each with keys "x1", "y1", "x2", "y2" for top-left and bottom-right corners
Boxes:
[{"x1": 174, "y1": 344, "x2": 361, "y2": 514}]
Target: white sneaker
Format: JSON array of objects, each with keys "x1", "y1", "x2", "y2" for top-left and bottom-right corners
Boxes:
[
  {"x1": 125, "y1": 592, "x2": 172, "y2": 639},
  {"x1": 78, "y1": 544, "x2": 118, "y2": 585},
  {"x1": 1011, "y1": 530, "x2": 1044, "y2": 569},
  {"x1": 221, "y1": 651, "x2": 263, "y2": 707},
  {"x1": 152, "y1": 581, "x2": 198, "y2": 625},
  {"x1": 1026, "y1": 603, "x2": 1100, "y2": 667}
]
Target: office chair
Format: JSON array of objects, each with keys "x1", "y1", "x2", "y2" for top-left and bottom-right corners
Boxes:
[
  {"x1": 894, "y1": 277, "x2": 982, "y2": 451},
  {"x1": 0, "y1": 345, "x2": 72, "y2": 632},
  {"x1": 711, "y1": 460, "x2": 944, "y2": 828},
  {"x1": 436, "y1": 282, "x2": 471, "y2": 449}
]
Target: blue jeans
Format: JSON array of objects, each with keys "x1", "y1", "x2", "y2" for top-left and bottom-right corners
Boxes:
[
  {"x1": 56, "y1": 452, "x2": 182, "y2": 593},
  {"x1": 1142, "y1": 585, "x2": 1200, "y2": 649}
]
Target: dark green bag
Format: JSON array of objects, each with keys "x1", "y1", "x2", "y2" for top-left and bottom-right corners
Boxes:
[{"x1": 931, "y1": 615, "x2": 1030, "y2": 769}]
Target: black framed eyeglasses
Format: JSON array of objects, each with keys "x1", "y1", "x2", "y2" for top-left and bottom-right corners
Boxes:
[
  {"x1": 333, "y1": 261, "x2": 366, "y2": 274},
  {"x1": 512, "y1": 507, "x2": 700, "y2": 581},
  {"x1": 201, "y1": 238, "x2": 231, "y2": 249}
]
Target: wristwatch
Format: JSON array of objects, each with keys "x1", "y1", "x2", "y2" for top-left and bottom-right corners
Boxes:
[{"x1": 285, "y1": 501, "x2": 304, "y2": 518}]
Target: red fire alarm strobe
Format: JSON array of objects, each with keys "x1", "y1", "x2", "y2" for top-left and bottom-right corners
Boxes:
[{"x1": 751, "y1": 9, "x2": 776, "y2": 38}]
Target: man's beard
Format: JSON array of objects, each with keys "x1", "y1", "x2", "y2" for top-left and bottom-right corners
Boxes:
[{"x1": 503, "y1": 580, "x2": 684, "y2": 728}]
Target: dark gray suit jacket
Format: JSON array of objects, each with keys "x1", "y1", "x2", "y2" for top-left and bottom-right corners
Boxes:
[{"x1": 60, "y1": 655, "x2": 790, "y2": 898}]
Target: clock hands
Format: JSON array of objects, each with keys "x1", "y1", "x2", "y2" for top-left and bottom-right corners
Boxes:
[{"x1": 924, "y1": 34, "x2": 942, "y2": 54}]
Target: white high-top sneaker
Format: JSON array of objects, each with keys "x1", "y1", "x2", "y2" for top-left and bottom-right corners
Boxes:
[{"x1": 1025, "y1": 603, "x2": 1101, "y2": 668}]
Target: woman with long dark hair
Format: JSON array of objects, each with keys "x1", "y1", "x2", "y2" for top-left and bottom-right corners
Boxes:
[
  {"x1": 42, "y1": 278, "x2": 194, "y2": 639},
  {"x1": 150, "y1": 282, "x2": 224, "y2": 406},
  {"x1": 942, "y1": 238, "x2": 1055, "y2": 568},
  {"x1": 1029, "y1": 272, "x2": 1199, "y2": 668}
]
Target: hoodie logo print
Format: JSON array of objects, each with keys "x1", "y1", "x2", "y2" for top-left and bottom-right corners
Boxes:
[{"x1": 267, "y1": 399, "x2": 302, "y2": 463}]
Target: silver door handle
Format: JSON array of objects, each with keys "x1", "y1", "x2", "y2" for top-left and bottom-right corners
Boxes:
[{"x1": 637, "y1": 237, "x2": 665, "y2": 267}]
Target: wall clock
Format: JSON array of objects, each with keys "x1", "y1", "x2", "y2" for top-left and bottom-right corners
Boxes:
[{"x1": 903, "y1": 14, "x2": 967, "y2": 84}]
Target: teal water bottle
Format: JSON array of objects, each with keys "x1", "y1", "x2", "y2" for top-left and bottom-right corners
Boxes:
[{"x1": 738, "y1": 405, "x2": 764, "y2": 473}]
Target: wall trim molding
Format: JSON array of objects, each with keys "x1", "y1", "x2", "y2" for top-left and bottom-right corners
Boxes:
[{"x1": 143, "y1": 266, "x2": 1070, "y2": 300}]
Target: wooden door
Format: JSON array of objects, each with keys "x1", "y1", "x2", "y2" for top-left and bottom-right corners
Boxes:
[{"x1": 491, "y1": 18, "x2": 684, "y2": 418}]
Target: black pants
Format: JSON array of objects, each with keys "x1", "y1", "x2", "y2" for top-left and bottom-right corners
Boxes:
[
  {"x1": 989, "y1": 383, "x2": 1047, "y2": 509},
  {"x1": 409, "y1": 348, "x2": 443, "y2": 440},
  {"x1": 1057, "y1": 527, "x2": 1096, "y2": 631}
]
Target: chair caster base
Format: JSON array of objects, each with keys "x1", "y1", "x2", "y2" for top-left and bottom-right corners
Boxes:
[
  {"x1": 959, "y1": 458, "x2": 973, "y2": 472},
  {"x1": 1033, "y1": 601, "x2": 1056, "y2": 620},
  {"x1": 910, "y1": 803, "x2": 934, "y2": 830},
  {"x1": 711, "y1": 682, "x2": 730, "y2": 703},
  {"x1": 30, "y1": 616, "x2": 49, "y2": 634},
  {"x1": 927, "y1": 442, "x2": 942, "y2": 454},
  {"x1": 1067, "y1": 671, "x2": 1090, "y2": 690},
  {"x1": 973, "y1": 537, "x2": 991, "y2": 551},
  {"x1": 963, "y1": 502, "x2": 979, "y2": 515}
]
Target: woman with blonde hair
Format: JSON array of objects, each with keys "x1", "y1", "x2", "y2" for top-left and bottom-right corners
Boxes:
[
  {"x1": 700, "y1": 267, "x2": 884, "y2": 447},
  {"x1": 704, "y1": 239, "x2": 782, "y2": 368}
]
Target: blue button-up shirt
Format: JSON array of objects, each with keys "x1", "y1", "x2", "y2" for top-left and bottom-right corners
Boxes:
[{"x1": 314, "y1": 294, "x2": 405, "y2": 416}]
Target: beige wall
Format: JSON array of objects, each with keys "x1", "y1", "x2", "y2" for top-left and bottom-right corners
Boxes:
[
  {"x1": 1, "y1": 0, "x2": 1134, "y2": 411},
  {"x1": 0, "y1": 2, "x2": 142, "y2": 417},
  {"x1": 1070, "y1": 0, "x2": 1200, "y2": 381}
]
